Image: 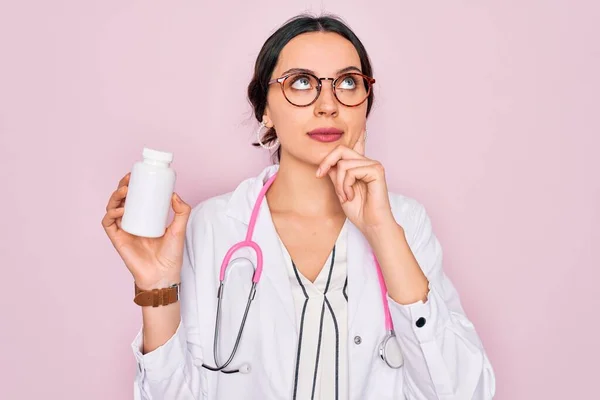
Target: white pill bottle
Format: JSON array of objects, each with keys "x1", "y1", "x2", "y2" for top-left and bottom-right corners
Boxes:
[{"x1": 121, "y1": 147, "x2": 176, "y2": 238}]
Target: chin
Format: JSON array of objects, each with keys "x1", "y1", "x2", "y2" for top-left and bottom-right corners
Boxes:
[
  {"x1": 307, "y1": 148, "x2": 336, "y2": 165},
  {"x1": 282, "y1": 136, "x2": 350, "y2": 165}
]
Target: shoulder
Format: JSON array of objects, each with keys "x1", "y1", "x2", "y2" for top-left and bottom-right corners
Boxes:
[
  {"x1": 387, "y1": 192, "x2": 444, "y2": 278},
  {"x1": 186, "y1": 167, "x2": 273, "y2": 231},
  {"x1": 186, "y1": 191, "x2": 234, "y2": 229},
  {"x1": 387, "y1": 192, "x2": 433, "y2": 246},
  {"x1": 387, "y1": 192, "x2": 427, "y2": 225}
]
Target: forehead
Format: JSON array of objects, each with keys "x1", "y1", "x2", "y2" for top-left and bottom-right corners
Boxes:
[{"x1": 274, "y1": 32, "x2": 362, "y2": 76}]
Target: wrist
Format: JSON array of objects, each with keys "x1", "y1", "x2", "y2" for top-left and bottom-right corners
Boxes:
[
  {"x1": 134, "y1": 281, "x2": 181, "y2": 307},
  {"x1": 363, "y1": 219, "x2": 404, "y2": 244},
  {"x1": 135, "y1": 275, "x2": 181, "y2": 291}
]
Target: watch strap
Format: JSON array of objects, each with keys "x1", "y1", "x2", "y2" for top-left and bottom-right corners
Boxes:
[{"x1": 133, "y1": 282, "x2": 180, "y2": 307}]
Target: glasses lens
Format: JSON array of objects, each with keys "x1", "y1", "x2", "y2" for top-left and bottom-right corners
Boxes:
[
  {"x1": 281, "y1": 73, "x2": 372, "y2": 106},
  {"x1": 283, "y1": 73, "x2": 320, "y2": 106},
  {"x1": 334, "y1": 73, "x2": 371, "y2": 106}
]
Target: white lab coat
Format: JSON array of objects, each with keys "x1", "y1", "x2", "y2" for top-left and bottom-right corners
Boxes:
[{"x1": 132, "y1": 164, "x2": 496, "y2": 399}]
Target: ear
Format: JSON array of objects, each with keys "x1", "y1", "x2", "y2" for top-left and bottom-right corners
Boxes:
[
  {"x1": 262, "y1": 114, "x2": 273, "y2": 128},
  {"x1": 262, "y1": 103, "x2": 274, "y2": 127}
]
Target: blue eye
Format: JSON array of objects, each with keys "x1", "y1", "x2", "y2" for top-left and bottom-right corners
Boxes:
[
  {"x1": 290, "y1": 75, "x2": 313, "y2": 90},
  {"x1": 338, "y1": 76, "x2": 357, "y2": 90}
]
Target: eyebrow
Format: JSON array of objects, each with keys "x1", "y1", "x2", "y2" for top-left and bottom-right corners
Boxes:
[{"x1": 280, "y1": 66, "x2": 363, "y2": 76}]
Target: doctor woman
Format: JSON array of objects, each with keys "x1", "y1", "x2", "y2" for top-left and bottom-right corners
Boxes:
[{"x1": 102, "y1": 14, "x2": 495, "y2": 400}]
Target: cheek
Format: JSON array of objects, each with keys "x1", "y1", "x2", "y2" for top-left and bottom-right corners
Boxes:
[
  {"x1": 341, "y1": 108, "x2": 368, "y2": 131},
  {"x1": 271, "y1": 108, "x2": 313, "y2": 139}
]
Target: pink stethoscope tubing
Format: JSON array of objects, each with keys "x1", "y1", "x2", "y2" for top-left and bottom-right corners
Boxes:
[{"x1": 201, "y1": 172, "x2": 403, "y2": 374}]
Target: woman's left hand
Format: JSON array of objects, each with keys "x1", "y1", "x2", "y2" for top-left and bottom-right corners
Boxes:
[{"x1": 316, "y1": 130, "x2": 397, "y2": 234}]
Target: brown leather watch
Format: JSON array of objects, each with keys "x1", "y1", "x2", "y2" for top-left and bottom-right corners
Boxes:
[{"x1": 133, "y1": 282, "x2": 180, "y2": 307}]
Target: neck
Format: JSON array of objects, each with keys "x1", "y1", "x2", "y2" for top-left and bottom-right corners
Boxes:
[{"x1": 266, "y1": 154, "x2": 343, "y2": 218}]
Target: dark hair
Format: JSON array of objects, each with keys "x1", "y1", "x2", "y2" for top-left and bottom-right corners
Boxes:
[{"x1": 247, "y1": 13, "x2": 375, "y2": 163}]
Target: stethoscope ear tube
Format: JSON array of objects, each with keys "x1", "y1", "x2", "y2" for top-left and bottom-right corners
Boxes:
[
  {"x1": 201, "y1": 280, "x2": 258, "y2": 374},
  {"x1": 198, "y1": 172, "x2": 405, "y2": 375}
]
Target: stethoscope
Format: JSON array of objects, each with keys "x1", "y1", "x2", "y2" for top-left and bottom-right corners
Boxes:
[{"x1": 199, "y1": 172, "x2": 404, "y2": 374}]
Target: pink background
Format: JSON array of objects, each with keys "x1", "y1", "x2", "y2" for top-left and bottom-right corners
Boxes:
[{"x1": 1, "y1": 1, "x2": 598, "y2": 399}]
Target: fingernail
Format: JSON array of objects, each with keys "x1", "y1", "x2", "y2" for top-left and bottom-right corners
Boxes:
[
  {"x1": 316, "y1": 168, "x2": 321, "y2": 177},
  {"x1": 174, "y1": 193, "x2": 181, "y2": 202}
]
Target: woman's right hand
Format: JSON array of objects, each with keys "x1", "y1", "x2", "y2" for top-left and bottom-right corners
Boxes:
[{"x1": 101, "y1": 172, "x2": 193, "y2": 290}]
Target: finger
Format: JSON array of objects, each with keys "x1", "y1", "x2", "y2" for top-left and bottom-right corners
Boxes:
[
  {"x1": 336, "y1": 159, "x2": 379, "y2": 201},
  {"x1": 113, "y1": 173, "x2": 131, "y2": 210},
  {"x1": 334, "y1": 162, "x2": 347, "y2": 202},
  {"x1": 167, "y1": 193, "x2": 192, "y2": 238},
  {"x1": 353, "y1": 129, "x2": 366, "y2": 156},
  {"x1": 106, "y1": 185, "x2": 128, "y2": 212},
  {"x1": 325, "y1": 165, "x2": 342, "y2": 203},
  {"x1": 316, "y1": 145, "x2": 365, "y2": 178},
  {"x1": 343, "y1": 164, "x2": 383, "y2": 201},
  {"x1": 101, "y1": 207, "x2": 125, "y2": 238},
  {"x1": 117, "y1": 173, "x2": 131, "y2": 189}
]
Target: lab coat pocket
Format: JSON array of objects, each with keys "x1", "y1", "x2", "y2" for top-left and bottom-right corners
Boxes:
[{"x1": 366, "y1": 355, "x2": 404, "y2": 399}]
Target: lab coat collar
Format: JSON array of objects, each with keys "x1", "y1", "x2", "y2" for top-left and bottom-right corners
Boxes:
[{"x1": 225, "y1": 164, "x2": 280, "y2": 226}]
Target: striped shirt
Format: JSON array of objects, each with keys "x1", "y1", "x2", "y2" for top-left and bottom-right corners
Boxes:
[{"x1": 278, "y1": 220, "x2": 349, "y2": 400}]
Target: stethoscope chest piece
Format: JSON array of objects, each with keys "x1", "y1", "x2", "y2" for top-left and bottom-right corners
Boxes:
[{"x1": 379, "y1": 331, "x2": 404, "y2": 369}]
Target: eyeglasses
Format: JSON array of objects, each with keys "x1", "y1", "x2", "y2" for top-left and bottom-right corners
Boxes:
[{"x1": 268, "y1": 72, "x2": 375, "y2": 107}]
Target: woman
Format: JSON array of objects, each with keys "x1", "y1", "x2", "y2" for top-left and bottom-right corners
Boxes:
[{"x1": 102, "y1": 14, "x2": 495, "y2": 400}]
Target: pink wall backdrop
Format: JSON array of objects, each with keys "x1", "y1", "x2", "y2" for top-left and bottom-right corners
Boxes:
[{"x1": 1, "y1": 1, "x2": 598, "y2": 399}]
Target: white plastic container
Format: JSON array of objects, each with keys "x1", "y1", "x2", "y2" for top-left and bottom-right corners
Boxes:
[{"x1": 121, "y1": 147, "x2": 176, "y2": 238}]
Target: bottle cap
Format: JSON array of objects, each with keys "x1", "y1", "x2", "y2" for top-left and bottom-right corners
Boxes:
[{"x1": 143, "y1": 147, "x2": 173, "y2": 164}]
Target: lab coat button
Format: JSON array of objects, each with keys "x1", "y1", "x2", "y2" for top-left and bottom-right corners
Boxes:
[
  {"x1": 415, "y1": 317, "x2": 426, "y2": 328},
  {"x1": 354, "y1": 335, "x2": 362, "y2": 345}
]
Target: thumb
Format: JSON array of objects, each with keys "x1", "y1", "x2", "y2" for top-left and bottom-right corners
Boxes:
[{"x1": 168, "y1": 192, "x2": 192, "y2": 237}]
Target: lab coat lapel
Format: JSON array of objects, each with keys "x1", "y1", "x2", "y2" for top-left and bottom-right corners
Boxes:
[
  {"x1": 347, "y1": 221, "x2": 380, "y2": 397},
  {"x1": 223, "y1": 166, "x2": 297, "y2": 396},
  {"x1": 252, "y1": 197, "x2": 298, "y2": 331},
  {"x1": 346, "y1": 221, "x2": 374, "y2": 330},
  {"x1": 225, "y1": 165, "x2": 297, "y2": 330}
]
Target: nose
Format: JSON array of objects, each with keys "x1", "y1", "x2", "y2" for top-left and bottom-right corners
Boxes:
[{"x1": 314, "y1": 79, "x2": 338, "y2": 117}]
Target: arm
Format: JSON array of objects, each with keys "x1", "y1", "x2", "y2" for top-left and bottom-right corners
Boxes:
[
  {"x1": 140, "y1": 287, "x2": 181, "y2": 354},
  {"x1": 367, "y1": 200, "x2": 496, "y2": 400},
  {"x1": 313, "y1": 140, "x2": 495, "y2": 399},
  {"x1": 131, "y1": 207, "x2": 210, "y2": 400}
]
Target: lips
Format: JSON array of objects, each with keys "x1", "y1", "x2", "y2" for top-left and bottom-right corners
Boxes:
[
  {"x1": 307, "y1": 127, "x2": 344, "y2": 143},
  {"x1": 308, "y1": 127, "x2": 344, "y2": 136}
]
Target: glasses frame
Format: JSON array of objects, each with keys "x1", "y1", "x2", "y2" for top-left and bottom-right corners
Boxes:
[{"x1": 268, "y1": 72, "x2": 376, "y2": 107}]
